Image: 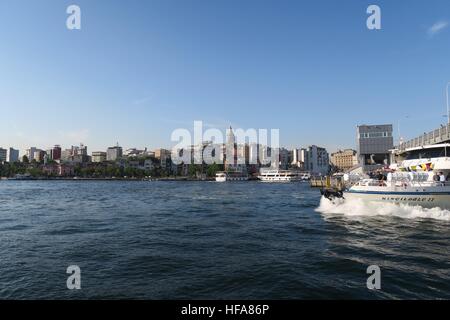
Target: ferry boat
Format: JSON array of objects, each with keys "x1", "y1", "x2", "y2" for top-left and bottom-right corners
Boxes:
[
  {"x1": 215, "y1": 171, "x2": 249, "y2": 182},
  {"x1": 394, "y1": 143, "x2": 450, "y2": 173},
  {"x1": 258, "y1": 169, "x2": 301, "y2": 182},
  {"x1": 322, "y1": 143, "x2": 450, "y2": 209},
  {"x1": 336, "y1": 172, "x2": 450, "y2": 209}
]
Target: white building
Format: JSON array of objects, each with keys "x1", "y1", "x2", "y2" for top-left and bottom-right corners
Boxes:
[
  {"x1": 26, "y1": 147, "x2": 37, "y2": 161},
  {"x1": 249, "y1": 143, "x2": 259, "y2": 165},
  {"x1": 300, "y1": 145, "x2": 330, "y2": 175},
  {"x1": 92, "y1": 151, "x2": 107, "y2": 163},
  {"x1": 33, "y1": 149, "x2": 45, "y2": 162},
  {"x1": 290, "y1": 148, "x2": 302, "y2": 168}
]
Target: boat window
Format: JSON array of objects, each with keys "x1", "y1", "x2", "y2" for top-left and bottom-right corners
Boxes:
[{"x1": 405, "y1": 147, "x2": 446, "y2": 160}]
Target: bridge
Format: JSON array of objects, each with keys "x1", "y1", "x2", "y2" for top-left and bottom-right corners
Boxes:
[{"x1": 397, "y1": 123, "x2": 450, "y2": 152}]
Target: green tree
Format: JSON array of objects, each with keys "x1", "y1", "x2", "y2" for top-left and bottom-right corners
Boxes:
[
  {"x1": 188, "y1": 164, "x2": 197, "y2": 177},
  {"x1": 74, "y1": 165, "x2": 82, "y2": 177},
  {"x1": 206, "y1": 163, "x2": 221, "y2": 177},
  {"x1": 26, "y1": 167, "x2": 42, "y2": 177}
]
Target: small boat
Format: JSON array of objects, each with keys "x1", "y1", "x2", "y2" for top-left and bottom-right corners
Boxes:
[
  {"x1": 215, "y1": 171, "x2": 249, "y2": 182},
  {"x1": 299, "y1": 172, "x2": 311, "y2": 181},
  {"x1": 258, "y1": 169, "x2": 301, "y2": 182},
  {"x1": 8, "y1": 173, "x2": 33, "y2": 180}
]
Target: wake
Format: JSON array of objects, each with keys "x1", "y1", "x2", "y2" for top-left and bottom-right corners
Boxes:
[{"x1": 315, "y1": 196, "x2": 450, "y2": 221}]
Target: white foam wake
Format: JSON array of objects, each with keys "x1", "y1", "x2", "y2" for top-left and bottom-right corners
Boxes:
[{"x1": 315, "y1": 196, "x2": 450, "y2": 221}]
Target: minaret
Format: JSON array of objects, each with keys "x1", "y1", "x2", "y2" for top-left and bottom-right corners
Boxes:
[
  {"x1": 226, "y1": 126, "x2": 235, "y2": 146},
  {"x1": 225, "y1": 126, "x2": 237, "y2": 170}
]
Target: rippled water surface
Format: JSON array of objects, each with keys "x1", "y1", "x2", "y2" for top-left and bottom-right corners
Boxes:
[{"x1": 0, "y1": 180, "x2": 449, "y2": 299}]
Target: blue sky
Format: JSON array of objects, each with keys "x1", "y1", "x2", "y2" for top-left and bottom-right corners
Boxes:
[{"x1": 1, "y1": 0, "x2": 450, "y2": 154}]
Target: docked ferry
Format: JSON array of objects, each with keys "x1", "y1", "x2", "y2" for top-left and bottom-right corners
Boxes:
[
  {"x1": 393, "y1": 143, "x2": 450, "y2": 174},
  {"x1": 258, "y1": 169, "x2": 301, "y2": 182}
]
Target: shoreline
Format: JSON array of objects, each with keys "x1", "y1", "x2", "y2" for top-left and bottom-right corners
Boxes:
[
  {"x1": 1, "y1": 177, "x2": 218, "y2": 182},
  {"x1": 0, "y1": 176, "x2": 294, "y2": 182}
]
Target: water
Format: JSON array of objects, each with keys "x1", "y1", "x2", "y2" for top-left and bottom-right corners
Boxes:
[{"x1": 0, "y1": 180, "x2": 450, "y2": 299}]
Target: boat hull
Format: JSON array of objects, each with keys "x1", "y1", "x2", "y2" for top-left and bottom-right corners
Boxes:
[
  {"x1": 343, "y1": 189, "x2": 450, "y2": 209},
  {"x1": 258, "y1": 176, "x2": 300, "y2": 182},
  {"x1": 215, "y1": 176, "x2": 248, "y2": 182}
]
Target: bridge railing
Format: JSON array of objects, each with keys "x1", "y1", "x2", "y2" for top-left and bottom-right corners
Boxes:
[{"x1": 397, "y1": 123, "x2": 450, "y2": 152}]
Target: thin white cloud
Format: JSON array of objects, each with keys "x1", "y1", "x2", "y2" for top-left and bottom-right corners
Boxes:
[
  {"x1": 59, "y1": 128, "x2": 90, "y2": 144},
  {"x1": 428, "y1": 21, "x2": 449, "y2": 36},
  {"x1": 133, "y1": 96, "x2": 152, "y2": 105}
]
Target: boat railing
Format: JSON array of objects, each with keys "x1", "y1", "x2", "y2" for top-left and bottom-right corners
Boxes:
[
  {"x1": 357, "y1": 176, "x2": 443, "y2": 188},
  {"x1": 390, "y1": 178, "x2": 447, "y2": 188}
]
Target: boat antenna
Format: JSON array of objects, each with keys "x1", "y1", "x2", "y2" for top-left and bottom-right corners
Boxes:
[{"x1": 447, "y1": 82, "x2": 450, "y2": 125}]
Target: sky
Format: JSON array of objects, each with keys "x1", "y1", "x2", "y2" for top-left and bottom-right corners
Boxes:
[{"x1": 1, "y1": 0, "x2": 450, "y2": 155}]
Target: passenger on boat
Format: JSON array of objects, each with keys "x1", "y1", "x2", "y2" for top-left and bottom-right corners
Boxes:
[
  {"x1": 433, "y1": 173, "x2": 440, "y2": 182},
  {"x1": 376, "y1": 171, "x2": 387, "y2": 186},
  {"x1": 439, "y1": 172, "x2": 446, "y2": 186}
]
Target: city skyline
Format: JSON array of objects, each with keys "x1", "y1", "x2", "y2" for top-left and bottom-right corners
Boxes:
[{"x1": 1, "y1": 0, "x2": 450, "y2": 154}]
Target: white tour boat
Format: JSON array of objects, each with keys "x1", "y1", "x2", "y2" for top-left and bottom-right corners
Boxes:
[
  {"x1": 322, "y1": 143, "x2": 450, "y2": 209},
  {"x1": 258, "y1": 169, "x2": 301, "y2": 182},
  {"x1": 340, "y1": 172, "x2": 450, "y2": 209}
]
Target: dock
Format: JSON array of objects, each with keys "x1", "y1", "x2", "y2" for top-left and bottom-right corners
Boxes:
[{"x1": 310, "y1": 175, "x2": 346, "y2": 191}]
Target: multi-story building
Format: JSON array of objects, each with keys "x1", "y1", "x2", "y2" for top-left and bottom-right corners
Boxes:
[
  {"x1": 291, "y1": 148, "x2": 303, "y2": 168},
  {"x1": 154, "y1": 148, "x2": 172, "y2": 172},
  {"x1": 0, "y1": 148, "x2": 7, "y2": 163},
  {"x1": 92, "y1": 151, "x2": 107, "y2": 163},
  {"x1": 236, "y1": 144, "x2": 250, "y2": 165},
  {"x1": 357, "y1": 124, "x2": 393, "y2": 172},
  {"x1": 61, "y1": 149, "x2": 71, "y2": 162},
  {"x1": 33, "y1": 149, "x2": 46, "y2": 162},
  {"x1": 330, "y1": 149, "x2": 358, "y2": 172},
  {"x1": 279, "y1": 148, "x2": 290, "y2": 169},
  {"x1": 26, "y1": 147, "x2": 37, "y2": 161},
  {"x1": 42, "y1": 163, "x2": 75, "y2": 177},
  {"x1": 126, "y1": 158, "x2": 155, "y2": 172},
  {"x1": 224, "y1": 127, "x2": 237, "y2": 170},
  {"x1": 300, "y1": 145, "x2": 330, "y2": 175},
  {"x1": 259, "y1": 145, "x2": 273, "y2": 167},
  {"x1": 49, "y1": 145, "x2": 62, "y2": 161},
  {"x1": 248, "y1": 143, "x2": 260, "y2": 166},
  {"x1": 60, "y1": 144, "x2": 89, "y2": 163},
  {"x1": 193, "y1": 141, "x2": 212, "y2": 165},
  {"x1": 107, "y1": 145, "x2": 123, "y2": 161},
  {"x1": 8, "y1": 148, "x2": 19, "y2": 163}
]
